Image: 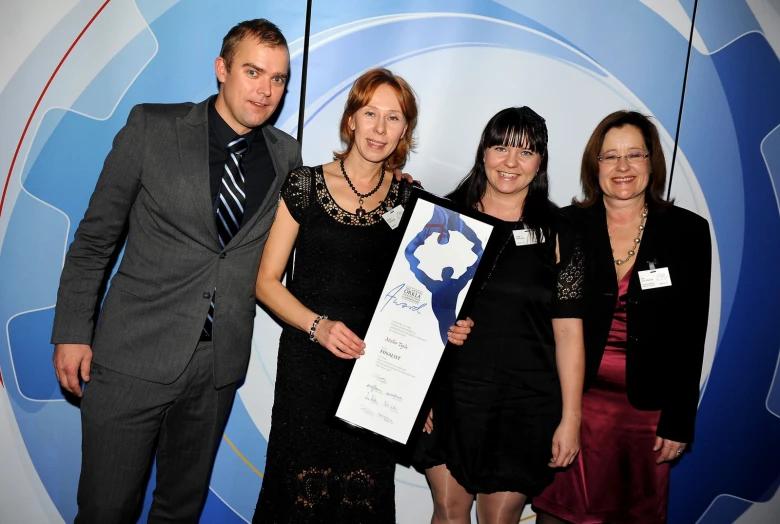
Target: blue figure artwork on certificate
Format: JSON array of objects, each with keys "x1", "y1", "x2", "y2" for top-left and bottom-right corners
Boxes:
[{"x1": 404, "y1": 205, "x2": 484, "y2": 345}]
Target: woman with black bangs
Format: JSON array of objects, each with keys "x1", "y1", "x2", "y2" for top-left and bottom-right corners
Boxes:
[{"x1": 415, "y1": 107, "x2": 586, "y2": 523}]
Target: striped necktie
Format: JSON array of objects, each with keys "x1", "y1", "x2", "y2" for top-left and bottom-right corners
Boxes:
[
  {"x1": 216, "y1": 137, "x2": 249, "y2": 246},
  {"x1": 203, "y1": 136, "x2": 248, "y2": 339}
]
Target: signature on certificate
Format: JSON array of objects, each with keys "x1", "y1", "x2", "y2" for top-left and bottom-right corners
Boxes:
[
  {"x1": 365, "y1": 384, "x2": 383, "y2": 394},
  {"x1": 377, "y1": 413, "x2": 394, "y2": 424},
  {"x1": 364, "y1": 392, "x2": 378, "y2": 404}
]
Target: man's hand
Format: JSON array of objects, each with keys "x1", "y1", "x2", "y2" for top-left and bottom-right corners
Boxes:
[
  {"x1": 53, "y1": 343, "x2": 93, "y2": 397},
  {"x1": 392, "y1": 168, "x2": 420, "y2": 186}
]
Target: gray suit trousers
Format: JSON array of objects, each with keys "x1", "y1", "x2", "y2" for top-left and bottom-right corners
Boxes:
[{"x1": 75, "y1": 341, "x2": 235, "y2": 524}]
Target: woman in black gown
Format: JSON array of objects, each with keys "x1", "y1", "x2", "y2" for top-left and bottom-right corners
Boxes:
[
  {"x1": 416, "y1": 107, "x2": 586, "y2": 523},
  {"x1": 251, "y1": 68, "x2": 473, "y2": 523}
]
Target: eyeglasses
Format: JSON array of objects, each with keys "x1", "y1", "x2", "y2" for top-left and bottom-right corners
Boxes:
[{"x1": 598, "y1": 152, "x2": 649, "y2": 164}]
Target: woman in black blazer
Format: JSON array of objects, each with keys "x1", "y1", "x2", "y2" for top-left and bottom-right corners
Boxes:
[{"x1": 533, "y1": 110, "x2": 712, "y2": 524}]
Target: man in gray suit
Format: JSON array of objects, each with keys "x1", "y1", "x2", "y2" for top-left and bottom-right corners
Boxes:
[{"x1": 51, "y1": 19, "x2": 301, "y2": 523}]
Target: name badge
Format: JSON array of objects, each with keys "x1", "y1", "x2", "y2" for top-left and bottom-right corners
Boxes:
[
  {"x1": 513, "y1": 229, "x2": 545, "y2": 246},
  {"x1": 382, "y1": 205, "x2": 404, "y2": 229},
  {"x1": 638, "y1": 267, "x2": 672, "y2": 290}
]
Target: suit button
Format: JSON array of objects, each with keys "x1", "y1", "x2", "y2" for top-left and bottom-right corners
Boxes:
[
  {"x1": 203, "y1": 292, "x2": 211, "y2": 299},
  {"x1": 628, "y1": 298, "x2": 638, "y2": 305},
  {"x1": 220, "y1": 253, "x2": 226, "y2": 259},
  {"x1": 629, "y1": 335, "x2": 638, "y2": 342}
]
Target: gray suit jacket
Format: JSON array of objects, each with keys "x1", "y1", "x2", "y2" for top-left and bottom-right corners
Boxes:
[{"x1": 51, "y1": 98, "x2": 302, "y2": 387}]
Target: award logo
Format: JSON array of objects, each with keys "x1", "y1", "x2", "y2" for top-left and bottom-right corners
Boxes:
[{"x1": 402, "y1": 285, "x2": 424, "y2": 305}]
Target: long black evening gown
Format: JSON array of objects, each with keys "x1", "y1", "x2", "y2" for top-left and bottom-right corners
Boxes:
[{"x1": 254, "y1": 165, "x2": 416, "y2": 523}]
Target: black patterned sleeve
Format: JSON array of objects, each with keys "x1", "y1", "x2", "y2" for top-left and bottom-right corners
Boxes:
[
  {"x1": 552, "y1": 218, "x2": 586, "y2": 319},
  {"x1": 397, "y1": 179, "x2": 423, "y2": 205},
  {"x1": 281, "y1": 165, "x2": 315, "y2": 224}
]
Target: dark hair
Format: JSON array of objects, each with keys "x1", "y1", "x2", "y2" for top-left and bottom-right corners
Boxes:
[
  {"x1": 575, "y1": 110, "x2": 673, "y2": 207},
  {"x1": 448, "y1": 106, "x2": 556, "y2": 240},
  {"x1": 333, "y1": 68, "x2": 419, "y2": 170},
  {"x1": 218, "y1": 19, "x2": 288, "y2": 86}
]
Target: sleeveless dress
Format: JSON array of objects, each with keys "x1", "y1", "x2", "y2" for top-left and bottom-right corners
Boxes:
[
  {"x1": 415, "y1": 216, "x2": 585, "y2": 496},
  {"x1": 253, "y1": 166, "x2": 416, "y2": 523},
  {"x1": 532, "y1": 268, "x2": 669, "y2": 523}
]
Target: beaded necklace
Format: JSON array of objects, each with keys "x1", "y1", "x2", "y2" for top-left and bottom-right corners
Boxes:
[
  {"x1": 612, "y1": 203, "x2": 648, "y2": 266},
  {"x1": 340, "y1": 158, "x2": 385, "y2": 218}
]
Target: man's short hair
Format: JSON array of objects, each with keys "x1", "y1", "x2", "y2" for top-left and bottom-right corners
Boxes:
[{"x1": 220, "y1": 18, "x2": 288, "y2": 71}]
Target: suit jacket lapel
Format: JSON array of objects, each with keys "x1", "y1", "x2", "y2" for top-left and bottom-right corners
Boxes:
[
  {"x1": 228, "y1": 126, "x2": 288, "y2": 247},
  {"x1": 588, "y1": 202, "x2": 619, "y2": 297},
  {"x1": 177, "y1": 99, "x2": 219, "y2": 247}
]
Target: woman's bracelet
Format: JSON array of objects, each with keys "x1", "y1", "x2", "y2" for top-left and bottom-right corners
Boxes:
[{"x1": 309, "y1": 314, "x2": 327, "y2": 343}]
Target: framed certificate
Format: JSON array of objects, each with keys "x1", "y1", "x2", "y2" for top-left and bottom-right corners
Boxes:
[{"x1": 334, "y1": 188, "x2": 501, "y2": 445}]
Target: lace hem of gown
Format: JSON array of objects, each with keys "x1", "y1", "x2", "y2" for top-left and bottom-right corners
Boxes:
[{"x1": 295, "y1": 467, "x2": 380, "y2": 512}]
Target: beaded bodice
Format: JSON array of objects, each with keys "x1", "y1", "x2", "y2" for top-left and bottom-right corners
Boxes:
[{"x1": 287, "y1": 165, "x2": 402, "y2": 227}]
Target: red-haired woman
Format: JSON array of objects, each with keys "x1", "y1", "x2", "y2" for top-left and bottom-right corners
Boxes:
[{"x1": 252, "y1": 68, "x2": 472, "y2": 523}]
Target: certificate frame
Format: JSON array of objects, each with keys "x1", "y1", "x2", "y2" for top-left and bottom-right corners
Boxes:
[{"x1": 332, "y1": 187, "x2": 503, "y2": 447}]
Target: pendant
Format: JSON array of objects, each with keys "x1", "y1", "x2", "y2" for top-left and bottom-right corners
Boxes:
[{"x1": 356, "y1": 206, "x2": 366, "y2": 218}]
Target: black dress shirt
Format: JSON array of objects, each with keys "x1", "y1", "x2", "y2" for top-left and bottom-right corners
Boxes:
[{"x1": 208, "y1": 97, "x2": 275, "y2": 226}]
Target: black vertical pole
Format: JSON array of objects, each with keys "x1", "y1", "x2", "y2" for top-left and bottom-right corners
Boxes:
[
  {"x1": 668, "y1": 0, "x2": 699, "y2": 199},
  {"x1": 296, "y1": 0, "x2": 313, "y2": 145},
  {"x1": 286, "y1": 0, "x2": 313, "y2": 286}
]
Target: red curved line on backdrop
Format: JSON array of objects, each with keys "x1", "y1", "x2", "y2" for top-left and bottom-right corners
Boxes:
[{"x1": 0, "y1": 0, "x2": 113, "y2": 218}]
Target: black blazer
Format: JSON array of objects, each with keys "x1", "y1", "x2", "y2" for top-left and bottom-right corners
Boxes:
[{"x1": 564, "y1": 200, "x2": 712, "y2": 443}]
